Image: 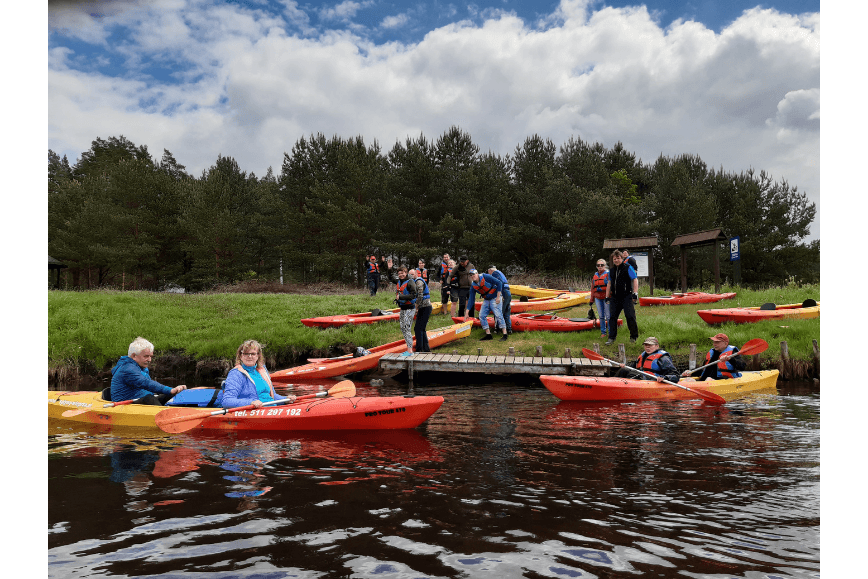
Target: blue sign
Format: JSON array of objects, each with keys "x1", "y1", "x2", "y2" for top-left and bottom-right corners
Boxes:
[{"x1": 730, "y1": 236, "x2": 740, "y2": 262}]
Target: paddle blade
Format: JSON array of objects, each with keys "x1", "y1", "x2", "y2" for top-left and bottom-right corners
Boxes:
[
  {"x1": 328, "y1": 380, "x2": 356, "y2": 398},
  {"x1": 581, "y1": 347, "x2": 604, "y2": 361},
  {"x1": 738, "y1": 338, "x2": 769, "y2": 356},
  {"x1": 155, "y1": 407, "x2": 214, "y2": 434}
]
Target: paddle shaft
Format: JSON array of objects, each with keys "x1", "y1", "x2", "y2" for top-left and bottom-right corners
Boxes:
[
  {"x1": 158, "y1": 392, "x2": 325, "y2": 427},
  {"x1": 684, "y1": 339, "x2": 769, "y2": 375},
  {"x1": 581, "y1": 348, "x2": 726, "y2": 405}
]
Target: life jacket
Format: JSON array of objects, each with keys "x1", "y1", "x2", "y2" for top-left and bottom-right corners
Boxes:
[
  {"x1": 439, "y1": 262, "x2": 449, "y2": 281},
  {"x1": 705, "y1": 345, "x2": 742, "y2": 379},
  {"x1": 367, "y1": 261, "x2": 380, "y2": 275},
  {"x1": 416, "y1": 278, "x2": 431, "y2": 300},
  {"x1": 636, "y1": 349, "x2": 670, "y2": 374},
  {"x1": 472, "y1": 275, "x2": 499, "y2": 300},
  {"x1": 416, "y1": 267, "x2": 428, "y2": 282},
  {"x1": 592, "y1": 271, "x2": 609, "y2": 298}
]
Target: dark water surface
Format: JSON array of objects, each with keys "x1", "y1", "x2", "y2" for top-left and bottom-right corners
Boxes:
[{"x1": 49, "y1": 380, "x2": 820, "y2": 578}]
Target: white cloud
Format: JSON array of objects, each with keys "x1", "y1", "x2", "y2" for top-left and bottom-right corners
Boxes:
[
  {"x1": 47, "y1": 0, "x2": 821, "y2": 237},
  {"x1": 381, "y1": 13, "x2": 410, "y2": 30},
  {"x1": 319, "y1": 1, "x2": 373, "y2": 22}
]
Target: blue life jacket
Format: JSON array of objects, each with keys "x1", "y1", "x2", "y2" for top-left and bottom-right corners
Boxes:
[
  {"x1": 166, "y1": 388, "x2": 223, "y2": 408},
  {"x1": 417, "y1": 278, "x2": 430, "y2": 300},
  {"x1": 705, "y1": 345, "x2": 742, "y2": 379},
  {"x1": 491, "y1": 269, "x2": 509, "y2": 290}
]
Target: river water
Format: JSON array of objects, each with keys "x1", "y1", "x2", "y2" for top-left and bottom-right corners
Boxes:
[{"x1": 48, "y1": 379, "x2": 820, "y2": 578}]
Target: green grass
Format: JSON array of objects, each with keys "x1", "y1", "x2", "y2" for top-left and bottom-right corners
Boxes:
[{"x1": 48, "y1": 283, "x2": 819, "y2": 373}]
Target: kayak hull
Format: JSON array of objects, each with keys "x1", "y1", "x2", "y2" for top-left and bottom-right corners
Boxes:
[
  {"x1": 540, "y1": 370, "x2": 779, "y2": 402},
  {"x1": 639, "y1": 292, "x2": 736, "y2": 306},
  {"x1": 453, "y1": 313, "x2": 622, "y2": 332},
  {"x1": 697, "y1": 302, "x2": 820, "y2": 324},
  {"x1": 509, "y1": 285, "x2": 573, "y2": 298},
  {"x1": 48, "y1": 391, "x2": 443, "y2": 431},
  {"x1": 270, "y1": 321, "x2": 472, "y2": 381},
  {"x1": 302, "y1": 302, "x2": 446, "y2": 328},
  {"x1": 474, "y1": 292, "x2": 590, "y2": 313}
]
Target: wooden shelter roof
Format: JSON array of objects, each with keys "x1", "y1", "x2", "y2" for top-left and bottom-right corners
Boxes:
[
  {"x1": 48, "y1": 255, "x2": 67, "y2": 269},
  {"x1": 671, "y1": 229, "x2": 727, "y2": 247},
  {"x1": 602, "y1": 236, "x2": 658, "y2": 250}
]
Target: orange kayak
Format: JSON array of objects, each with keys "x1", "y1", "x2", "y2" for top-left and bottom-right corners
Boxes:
[
  {"x1": 639, "y1": 292, "x2": 736, "y2": 306},
  {"x1": 453, "y1": 313, "x2": 622, "y2": 332},
  {"x1": 697, "y1": 301, "x2": 820, "y2": 324},
  {"x1": 270, "y1": 321, "x2": 472, "y2": 381},
  {"x1": 540, "y1": 370, "x2": 779, "y2": 402},
  {"x1": 302, "y1": 302, "x2": 446, "y2": 328},
  {"x1": 48, "y1": 390, "x2": 443, "y2": 431}
]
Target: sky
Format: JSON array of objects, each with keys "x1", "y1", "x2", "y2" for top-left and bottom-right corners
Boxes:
[{"x1": 45, "y1": 0, "x2": 821, "y2": 240}]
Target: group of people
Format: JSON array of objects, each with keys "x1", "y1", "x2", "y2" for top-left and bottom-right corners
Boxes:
[
  {"x1": 590, "y1": 249, "x2": 640, "y2": 345},
  {"x1": 615, "y1": 332, "x2": 746, "y2": 384},
  {"x1": 111, "y1": 337, "x2": 297, "y2": 409}
]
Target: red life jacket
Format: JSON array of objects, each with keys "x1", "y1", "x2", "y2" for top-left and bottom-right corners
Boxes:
[
  {"x1": 439, "y1": 262, "x2": 449, "y2": 280},
  {"x1": 367, "y1": 261, "x2": 380, "y2": 274},
  {"x1": 416, "y1": 267, "x2": 428, "y2": 282},
  {"x1": 636, "y1": 350, "x2": 669, "y2": 374},
  {"x1": 592, "y1": 271, "x2": 609, "y2": 298},
  {"x1": 472, "y1": 275, "x2": 498, "y2": 299},
  {"x1": 705, "y1": 345, "x2": 741, "y2": 379},
  {"x1": 396, "y1": 279, "x2": 411, "y2": 300}
]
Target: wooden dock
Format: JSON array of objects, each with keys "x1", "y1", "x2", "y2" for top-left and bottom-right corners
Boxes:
[{"x1": 379, "y1": 352, "x2": 616, "y2": 380}]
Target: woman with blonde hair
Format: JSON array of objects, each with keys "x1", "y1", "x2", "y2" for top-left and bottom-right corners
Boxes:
[{"x1": 222, "y1": 340, "x2": 296, "y2": 408}]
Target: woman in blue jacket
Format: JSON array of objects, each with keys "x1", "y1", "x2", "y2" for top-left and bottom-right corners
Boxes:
[{"x1": 222, "y1": 340, "x2": 296, "y2": 408}]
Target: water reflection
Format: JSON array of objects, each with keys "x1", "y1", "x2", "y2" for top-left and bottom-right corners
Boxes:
[{"x1": 49, "y1": 383, "x2": 819, "y2": 578}]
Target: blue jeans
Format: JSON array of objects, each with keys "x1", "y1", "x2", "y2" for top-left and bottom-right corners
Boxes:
[
  {"x1": 367, "y1": 274, "x2": 379, "y2": 296},
  {"x1": 479, "y1": 298, "x2": 505, "y2": 331},
  {"x1": 594, "y1": 297, "x2": 609, "y2": 333}
]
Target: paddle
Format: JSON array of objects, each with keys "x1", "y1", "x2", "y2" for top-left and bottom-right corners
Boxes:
[
  {"x1": 155, "y1": 380, "x2": 356, "y2": 434},
  {"x1": 62, "y1": 399, "x2": 136, "y2": 418},
  {"x1": 581, "y1": 348, "x2": 726, "y2": 405},
  {"x1": 682, "y1": 338, "x2": 769, "y2": 376}
]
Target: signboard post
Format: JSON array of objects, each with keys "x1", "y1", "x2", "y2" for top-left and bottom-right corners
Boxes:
[{"x1": 730, "y1": 236, "x2": 741, "y2": 285}]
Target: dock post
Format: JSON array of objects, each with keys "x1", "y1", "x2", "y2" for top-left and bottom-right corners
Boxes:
[
  {"x1": 508, "y1": 347, "x2": 515, "y2": 356},
  {"x1": 408, "y1": 359, "x2": 414, "y2": 382},
  {"x1": 565, "y1": 347, "x2": 571, "y2": 358},
  {"x1": 618, "y1": 344, "x2": 626, "y2": 365},
  {"x1": 689, "y1": 344, "x2": 697, "y2": 370},
  {"x1": 780, "y1": 341, "x2": 790, "y2": 379},
  {"x1": 536, "y1": 346, "x2": 543, "y2": 357},
  {"x1": 812, "y1": 339, "x2": 820, "y2": 377}
]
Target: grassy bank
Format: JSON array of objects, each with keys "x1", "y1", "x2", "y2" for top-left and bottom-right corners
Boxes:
[{"x1": 48, "y1": 282, "x2": 820, "y2": 379}]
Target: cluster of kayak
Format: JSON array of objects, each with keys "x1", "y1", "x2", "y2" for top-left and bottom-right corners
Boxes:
[{"x1": 48, "y1": 286, "x2": 811, "y2": 436}]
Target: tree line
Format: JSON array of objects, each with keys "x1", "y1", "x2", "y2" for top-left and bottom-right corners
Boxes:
[{"x1": 48, "y1": 128, "x2": 819, "y2": 292}]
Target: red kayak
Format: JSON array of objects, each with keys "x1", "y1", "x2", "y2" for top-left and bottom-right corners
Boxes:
[
  {"x1": 697, "y1": 301, "x2": 820, "y2": 324},
  {"x1": 302, "y1": 303, "x2": 446, "y2": 328},
  {"x1": 270, "y1": 321, "x2": 472, "y2": 382},
  {"x1": 452, "y1": 313, "x2": 622, "y2": 332},
  {"x1": 639, "y1": 292, "x2": 736, "y2": 306}
]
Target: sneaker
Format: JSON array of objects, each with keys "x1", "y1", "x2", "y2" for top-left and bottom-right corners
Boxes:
[
  {"x1": 400, "y1": 351, "x2": 413, "y2": 357},
  {"x1": 500, "y1": 334, "x2": 508, "y2": 341},
  {"x1": 601, "y1": 333, "x2": 606, "y2": 338},
  {"x1": 605, "y1": 339, "x2": 614, "y2": 345},
  {"x1": 480, "y1": 334, "x2": 493, "y2": 341}
]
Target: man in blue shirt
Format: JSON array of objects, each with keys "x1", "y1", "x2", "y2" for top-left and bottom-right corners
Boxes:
[
  {"x1": 487, "y1": 265, "x2": 512, "y2": 334},
  {"x1": 110, "y1": 337, "x2": 187, "y2": 404},
  {"x1": 605, "y1": 250, "x2": 640, "y2": 345},
  {"x1": 466, "y1": 269, "x2": 508, "y2": 341}
]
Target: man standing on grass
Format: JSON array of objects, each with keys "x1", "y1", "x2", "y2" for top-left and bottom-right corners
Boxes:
[{"x1": 605, "y1": 250, "x2": 639, "y2": 345}]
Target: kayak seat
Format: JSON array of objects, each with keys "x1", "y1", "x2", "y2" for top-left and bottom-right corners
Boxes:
[
  {"x1": 101, "y1": 387, "x2": 112, "y2": 401},
  {"x1": 759, "y1": 303, "x2": 777, "y2": 310},
  {"x1": 370, "y1": 309, "x2": 382, "y2": 317},
  {"x1": 569, "y1": 318, "x2": 591, "y2": 323},
  {"x1": 519, "y1": 296, "x2": 529, "y2": 302},
  {"x1": 801, "y1": 298, "x2": 818, "y2": 308}
]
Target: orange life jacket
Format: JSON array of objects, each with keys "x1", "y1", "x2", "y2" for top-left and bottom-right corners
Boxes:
[{"x1": 705, "y1": 345, "x2": 742, "y2": 379}]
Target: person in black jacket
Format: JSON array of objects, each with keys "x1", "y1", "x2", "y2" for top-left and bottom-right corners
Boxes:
[
  {"x1": 621, "y1": 249, "x2": 639, "y2": 272},
  {"x1": 605, "y1": 250, "x2": 639, "y2": 344}
]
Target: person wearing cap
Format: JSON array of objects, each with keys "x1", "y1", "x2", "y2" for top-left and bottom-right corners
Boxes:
[
  {"x1": 616, "y1": 337, "x2": 679, "y2": 383},
  {"x1": 605, "y1": 250, "x2": 639, "y2": 345},
  {"x1": 466, "y1": 269, "x2": 508, "y2": 341},
  {"x1": 683, "y1": 333, "x2": 746, "y2": 381},
  {"x1": 487, "y1": 265, "x2": 512, "y2": 334},
  {"x1": 448, "y1": 256, "x2": 476, "y2": 319},
  {"x1": 365, "y1": 254, "x2": 381, "y2": 296}
]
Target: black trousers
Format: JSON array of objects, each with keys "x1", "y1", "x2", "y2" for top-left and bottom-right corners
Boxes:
[
  {"x1": 414, "y1": 305, "x2": 432, "y2": 352},
  {"x1": 135, "y1": 393, "x2": 172, "y2": 406},
  {"x1": 608, "y1": 295, "x2": 638, "y2": 340}
]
